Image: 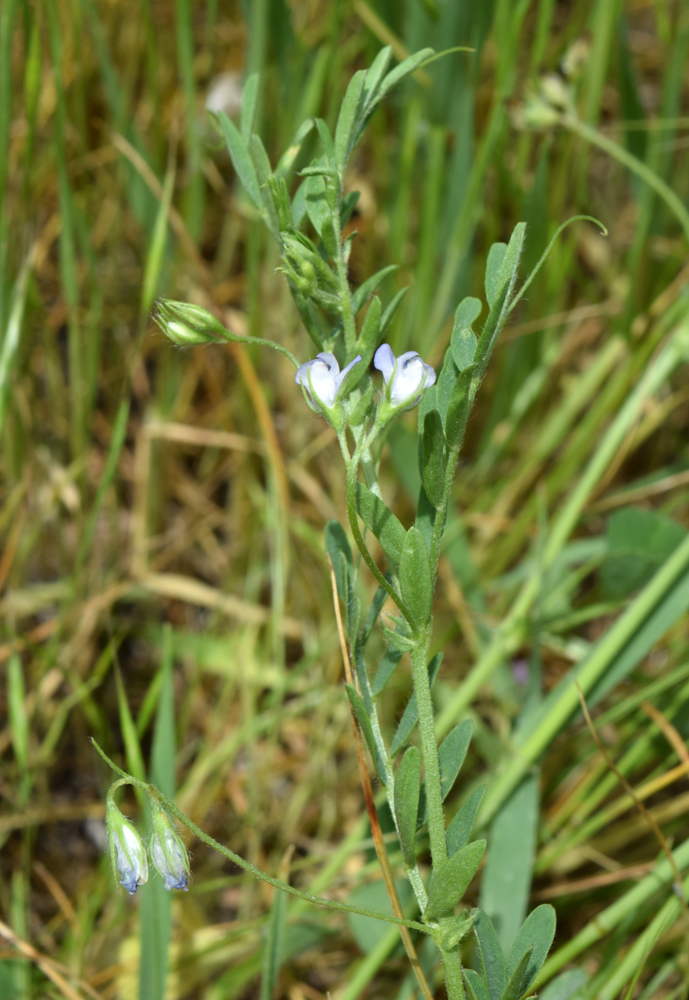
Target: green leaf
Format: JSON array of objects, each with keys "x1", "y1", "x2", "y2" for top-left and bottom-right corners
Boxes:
[
  {"x1": 446, "y1": 785, "x2": 485, "y2": 855},
  {"x1": 304, "y1": 168, "x2": 329, "y2": 236},
  {"x1": 376, "y1": 48, "x2": 435, "y2": 105},
  {"x1": 355, "y1": 482, "x2": 407, "y2": 570},
  {"x1": 501, "y1": 947, "x2": 533, "y2": 1000},
  {"x1": 394, "y1": 746, "x2": 421, "y2": 867},
  {"x1": 464, "y1": 969, "x2": 491, "y2": 1000},
  {"x1": 141, "y1": 164, "x2": 174, "y2": 315},
  {"x1": 217, "y1": 111, "x2": 262, "y2": 209},
  {"x1": 493, "y1": 223, "x2": 527, "y2": 320},
  {"x1": 372, "y1": 646, "x2": 403, "y2": 696},
  {"x1": 334, "y1": 69, "x2": 366, "y2": 171},
  {"x1": 250, "y1": 133, "x2": 280, "y2": 240},
  {"x1": 506, "y1": 905, "x2": 556, "y2": 996},
  {"x1": 390, "y1": 653, "x2": 442, "y2": 756},
  {"x1": 485, "y1": 243, "x2": 507, "y2": 308},
  {"x1": 424, "y1": 839, "x2": 486, "y2": 921},
  {"x1": 480, "y1": 774, "x2": 540, "y2": 954},
  {"x1": 601, "y1": 507, "x2": 686, "y2": 599},
  {"x1": 439, "y1": 720, "x2": 472, "y2": 799},
  {"x1": 362, "y1": 584, "x2": 388, "y2": 644},
  {"x1": 440, "y1": 909, "x2": 479, "y2": 950},
  {"x1": 345, "y1": 683, "x2": 387, "y2": 785},
  {"x1": 240, "y1": 72, "x2": 260, "y2": 143},
  {"x1": 451, "y1": 297, "x2": 481, "y2": 371},
  {"x1": 445, "y1": 366, "x2": 474, "y2": 446},
  {"x1": 313, "y1": 117, "x2": 335, "y2": 163},
  {"x1": 380, "y1": 287, "x2": 408, "y2": 337},
  {"x1": 362, "y1": 45, "x2": 393, "y2": 112},
  {"x1": 351, "y1": 265, "x2": 399, "y2": 315},
  {"x1": 275, "y1": 118, "x2": 315, "y2": 179},
  {"x1": 358, "y1": 296, "x2": 382, "y2": 366},
  {"x1": 539, "y1": 969, "x2": 588, "y2": 1000},
  {"x1": 474, "y1": 224, "x2": 526, "y2": 376},
  {"x1": 341, "y1": 190, "x2": 360, "y2": 227},
  {"x1": 422, "y1": 409, "x2": 446, "y2": 509},
  {"x1": 399, "y1": 525, "x2": 432, "y2": 629},
  {"x1": 474, "y1": 910, "x2": 506, "y2": 1000},
  {"x1": 436, "y1": 347, "x2": 459, "y2": 433}
]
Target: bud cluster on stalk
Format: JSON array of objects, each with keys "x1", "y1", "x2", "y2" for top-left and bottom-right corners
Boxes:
[{"x1": 106, "y1": 798, "x2": 190, "y2": 896}]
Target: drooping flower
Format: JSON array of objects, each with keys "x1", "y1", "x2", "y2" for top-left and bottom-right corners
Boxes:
[
  {"x1": 373, "y1": 344, "x2": 436, "y2": 409},
  {"x1": 295, "y1": 352, "x2": 362, "y2": 413},
  {"x1": 150, "y1": 804, "x2": 190, "y2": 892},
  {"x1": 107, "y1": 804, "x2": 149, "y2": 895}
]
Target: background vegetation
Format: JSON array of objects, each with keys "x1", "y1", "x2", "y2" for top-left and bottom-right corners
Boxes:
[{"x1": 2, "y1": 0, "x2": 689, "y2": 997}]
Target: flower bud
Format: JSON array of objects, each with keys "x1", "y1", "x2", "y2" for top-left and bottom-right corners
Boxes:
[
  {"x1": 106, "y1": 803, "x2": 148, "y2": 895},
  {"x1": 155, "y1": 300, "x2": 228, "y2": 346},
  {"x1": 150, "y1": 803, "x2": 190, "y2": 892}
]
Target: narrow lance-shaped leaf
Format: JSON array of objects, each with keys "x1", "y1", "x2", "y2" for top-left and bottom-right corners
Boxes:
[
  {"x1": 355, "y1": 482, "x2": 407, "y2": 570},
  {"x1": 501, "y1": 948, "x2": 534, "y2": 1000},
  {"x1": 422, "y1": 409, "x2": 446, "y2": 509},
  {"x1": 361, "y1": 45, "x2": 393, "y2": 112},
  {"x1": 438, "y1": 719, "x2": 472, "y2": 799},
  {"x1": 250, "y1": 133, "x2": 280, "y2": 241},
  {"x1": 351, "y1": 264, "x2": 399, "y2": 315},
  {"x1": 451, "y1": 297, "x2": 481, "y2": 371},
  {"x1": 446, "y1": 785, "x2": 485, "y2": 855},
  {"x1": 474, "y1": 910, "x2": 506, "y2": 1000},
  {"x1": 216, "y1": 111, "x2": 262, "y2": 209},
  {"x1": 464, "y1": 969, "x2": 491, "y2": 1000},
  {"x1": 345, "y1": 684, "x2": 388, "y2": 786},
  {"x1": 394, "y1": 746, "x2": 421, "y2": 868},
  {"x1": 325, "y1": 520, "x2": 352, "y2": 605},
  {"x1": 506, "y1": 905, "x2": 556, "y2": 996},
  {"x1": 334, "y1": 69, "x2": 366, "y2": 172},
  {"x1": 424, "y1": 839, "x2": 486, "y2": 921},
  {"x1": 357, "y1": 296, "x2": 382, "y2": 369},
  {"x1": 484, "y1": 243, "x2": 507, "y2": 308},
  {"x1": 399, "y1": 525, "x2": 433, "y2": 630},
  {"x1": 372, "y1": 646, "x2": 404, "y2": 696},
  {"x1": 240, "y1": 72, "x2": 260, "y2": 143}
]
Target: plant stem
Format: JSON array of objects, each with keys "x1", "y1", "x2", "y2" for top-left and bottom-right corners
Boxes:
[
  {"x1": 563, "y1": 114, "x2": 689, "y2": 244},
  {"x1": 91, "y1": 741, "x2": 430, "y2": 933},
  {"x1": 409, "y1": 638, "x2": 447, "y2": 871},
  {"x1": 441, "y1": 946, "x2": 467, "y2": 1000},
  {"x1": 344, "y1": 449, "x2": 411, "y2": 618}
]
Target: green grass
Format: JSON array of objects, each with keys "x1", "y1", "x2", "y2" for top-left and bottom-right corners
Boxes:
[{"x1": 2, "y1": 1, "x2": 689, "y2": 998}]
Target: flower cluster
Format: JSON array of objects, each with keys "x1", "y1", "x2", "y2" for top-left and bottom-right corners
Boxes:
[
  {"x1": 107, "y1": 800, "x2": 190, "y2": 896},
  {"x1": 295, "y1": 343, "x2": 435, "y2": 427}
]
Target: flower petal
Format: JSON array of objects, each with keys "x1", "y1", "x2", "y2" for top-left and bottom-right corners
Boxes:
[{"x1": 373, "y1": 343, "x2": 395, "y2": 384}]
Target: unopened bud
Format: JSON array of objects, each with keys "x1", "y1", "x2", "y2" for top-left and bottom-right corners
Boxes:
[
  {"x1": 150, "y1": 803, "x2": 190, "y2": 892},
  {"x1": 106, "y1": 803, "x2": 148, "y2": 895},
  {"x1": 155, "y1": 300, "x2": 228, "y2": 346}
]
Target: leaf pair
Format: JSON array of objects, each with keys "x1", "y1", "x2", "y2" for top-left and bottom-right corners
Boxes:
[{"x1": 465, "y1": 907, "x2": 556, "y2": 1000}]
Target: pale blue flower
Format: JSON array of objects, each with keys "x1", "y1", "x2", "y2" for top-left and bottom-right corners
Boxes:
[
  {"x1": 374, "y1": 344, "x2": 436, "y2": 408},
  {"x1": 295, "y1": 352, "x2": 362, "y2": 412}
]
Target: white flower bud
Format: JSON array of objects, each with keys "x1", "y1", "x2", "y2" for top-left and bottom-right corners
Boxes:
[
  {"x1": 107, "y1": 804, "x2": 148, "y2": 895},
  {"x1": 373, "y1": 344, "x2": 436, "y2": 410},
  {"x1": 150, "y1": 805, "x2": 190, "y2": 892},
  {"x1": 295, "y1": 352, "x2": 362, "y2": 414}
]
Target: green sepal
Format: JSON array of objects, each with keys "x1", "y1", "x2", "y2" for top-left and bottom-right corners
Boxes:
[
  {"x1": 355, "y1": 482, "x2": 407, "y2": 570},
  {"x1": 423, "y1": 839, "x2": 486, "y2": 921},
  {"x1": 422, "y1": 409, "x2": 446, "y2": 508},
  {"x1": 345, "y1": 683, "x2": 387, "y2": 786},
  {"x1": 399, "y1": 525, "x2": 432, "y2": 630},
  {"x1": 451, "y1": 297, "x2": 481, "y2": 370},
  {"x1": 394, "y1": 746, "x2": 421, "y2": 868}
]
